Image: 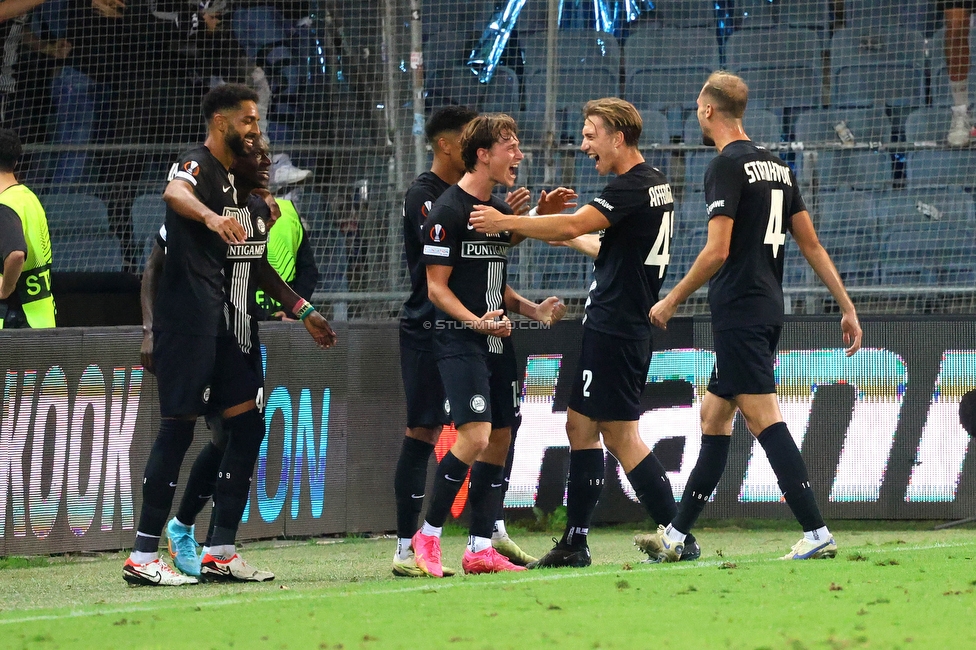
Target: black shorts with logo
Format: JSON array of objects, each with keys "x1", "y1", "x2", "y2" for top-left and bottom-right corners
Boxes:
[
  {"x1": 153, "y1": 331, "x2": 264, "y2": 418},
  {"x1": 568, "y1": 327, "x2": 652, "y2": 422},
  {"x1": 437, "y1": 345, "x2": 519, "y2": 429},
  {"x1": 399, "y1": 330, "x2": 450, "y2": 429},
  {"x1": 707, "y1": 325, "x2": 781, "y2": 400}
]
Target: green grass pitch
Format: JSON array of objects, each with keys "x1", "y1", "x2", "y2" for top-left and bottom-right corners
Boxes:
[{"x1": 2, "y1": 522, "x2": 976, "y2": 649}]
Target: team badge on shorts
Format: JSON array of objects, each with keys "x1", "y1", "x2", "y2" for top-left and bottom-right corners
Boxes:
[
  {"x1": 256, "y1": 217, "x2": 266, "y2": 234},
  {"x1": 470, "y1": 395, "x2": 487, "y2": 414},
  {"x1": 443, "y1": 398, "x2": 451, "y2": 415},
  {"x1": 202, "y1": 385, "x2": 211, "y2": 404}
]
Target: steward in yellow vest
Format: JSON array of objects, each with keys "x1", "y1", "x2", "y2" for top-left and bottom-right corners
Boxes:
[{"x1": 0, "y1": 129, "x2": 56, "y2": 328}]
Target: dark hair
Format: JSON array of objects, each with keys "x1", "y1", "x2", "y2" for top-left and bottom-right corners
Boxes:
[
  {"x1": 425, "y1": 105, "x2": 479, "y2": 143},
  {"x1": 459, "y1": 113, "x2": 518, "y2": 173},
  {"x1": 701, "y1": 71, "x2": 748, "y2": 119},
  {"x1": 0, "y1": 128, "x2": 22, "y2": 173},
  {"x1": 582, "y1": 98, "x2": 643, "y2": 148},
  {"x1": 201, "y1": 83, "x2": 260, "y2": 122},
  {"x1": 961, "y1": 390, "x2": 976, "y2": 437}
]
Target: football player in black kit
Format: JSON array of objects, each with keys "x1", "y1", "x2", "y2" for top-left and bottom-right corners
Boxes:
[
  {"x1": 642, "y1": 71, "x2": 862, "y2": 562},
  {"x1": 124, "y1": 84, "x2": 336, "y2": 586},
  {"x1": 410, "y1": 114, "x2": 575, "y2": 576},
  {"x1": 140, "y1": 136, "x2": 337, "y2": 582},
  {"x1": 470, "y1": 98, "x2": 696, "y2": 569},
  {"x1": 394, "y1": 106, "x2": 568, "y2": 576}
]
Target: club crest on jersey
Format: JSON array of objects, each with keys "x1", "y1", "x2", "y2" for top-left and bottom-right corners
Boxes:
[
  {"x1": 470, "y1": 395, "x2": 487, "y2": 414},
  {"x1": 443, "y1": 398, "x2": 451, "y2": 415},
  {"x1": 256, "y1": 217, "x2": 266, "y2": 235},
  {"x1": 183, "y1": 160, "x2": 201, "y2": 177},
  {"x1": 430, "y1": 224, "x2": 447, "y2": 243},
  {"x1": 202, "y1": 385, "x2": 211, "y2": 404},
  {"x1": 422, "y1": 200, "x2": 433, "y2": 217}
]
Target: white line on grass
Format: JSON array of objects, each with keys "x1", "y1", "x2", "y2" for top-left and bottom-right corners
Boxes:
[{"x1": 2, "y1": 539, "x2": 972, "y2": 626}]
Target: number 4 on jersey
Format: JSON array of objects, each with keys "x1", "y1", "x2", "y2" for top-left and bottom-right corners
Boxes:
[
  {"x1": 764, "y1": 188, "x2": 786, "y2": 258},
  {"x1": 644, "y1": 210, "x2": 674, "y2": 278}
]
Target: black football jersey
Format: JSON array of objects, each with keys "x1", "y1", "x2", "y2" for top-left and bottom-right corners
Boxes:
[
  {"x1": 222, "y1": 193, "x2": 271, "y2": 354},
  {"x1": 584, "y1": 163, "x2": 674, "y2": 340},
  {"x1": 401, "y1": 171, "x2": 451, "y2": 347},
  {"x1": 704, "y1": 140, "x2": 806, "y2": 331},
  {"x1": 421, "y1": 185, "x2": 513, "y2": 357},
  {"x1": 154, "y1": 145, "x2": 238, "y2": 336}
]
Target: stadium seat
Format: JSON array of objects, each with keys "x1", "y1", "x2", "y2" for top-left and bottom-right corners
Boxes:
[
  {"x1": 624, "y1": 28, "x2": 718, "y2": 113},
  {"x1": 426, "y1": 65, "x2": 520, "y2": 114},
  {"x1": 904, "y1": 108, "x2": 976, "y2": 189},
  {"x1": 793, "y1": 108, "x2": 893, "y2": 190},
  {"x1": 873, "y1": 189, "x2": 976, "y2": 286},
  {"x1": 40, "y1": 193, "x2": 110, "y2": 238},
  {"x1": 928, "y1": 27, "x2": 976, "y2": 108},
  {"x1": 782, "y1": 236, "x2": 810, "y2": 287},
  {"x1": 726, "y1": 28, "x2": 823, "y2": 111},
  {"x1": 782, "y1": 0, "x2": 830, "y2": 31},
  {"x1": 523, "y1": 31, "x2": 620, "y2": 113},
  {"x1": 231, "y1": 5, "x2": 290, "y2": 60},
  {"x1": 842, "y1": 0, "x2": 930, "y2": 33},
  {"x1": 524, "y1": 238, "x2": 591, "y2": 293},
  {"x1": 52, "y1": 237, "x2": 123, "y2": 273},
  {"x1": 665, "y1": 193, "x2": 707, "y2": 287},
  {"x1": 830, "y1": 27, "x2": 925, "y2": 108},
  {"x1": 733, "y1": 0, "x2": 780, "y2": 30},
  {"x1": 652, "y1": 0, "x2": 717, "y2": 28},
  {"x1": 131, "y1": 194, "x2": 166, "y2": 248},
  {"x1": 812, "y1": 190, "x2": 880, "y2": 285}
]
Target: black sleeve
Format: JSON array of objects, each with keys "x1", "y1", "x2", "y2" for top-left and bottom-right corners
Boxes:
[
  {"x1": 155, "y1": 224, "x2": 167, "y2": 252},
  {"x1": 422, "y1": 201, "x2": 461, "y2": 267},
  {"x1": 589, "y1": 177, "x2": 648, "y2": 226},
  {"x1": 788, "y1": 174, "x2": 807, "y2": 219},
  {"x1": 171, "y1": 152, "x2": 217, "y2": 205},
  {"x1": 291, "y1": 221, "x2": 319, "y2": 302},
  {"x1": 404, "y1": 183, "x2": 440, "y2": 245},
  {"x1": 704, "y1": 155, "x2": 744, "y2": 221},
  {"x1": 0, "y1": 205, "x2": 27, "y2": 262}
]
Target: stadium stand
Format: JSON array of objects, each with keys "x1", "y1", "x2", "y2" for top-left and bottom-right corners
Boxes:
[
  {"x1": 42, "y1": 193, "x2": 123, "y2": 272},
  {"x1": 830, "y1": 27, "x2": 926, "y2": 108},
  {"x1": 905, "y1": 108, "x2": 976, "y2": 189},
  {"x1": 725, "y1": 28, "x2": 823, "y2": 112},
  {"x1": 794, "y1": 108, "x2": 894, "y2": 192}
]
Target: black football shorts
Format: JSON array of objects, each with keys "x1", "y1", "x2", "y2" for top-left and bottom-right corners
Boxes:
[
  {"x1": 399, "y1": 331, "x2": 450, "y2": 429},
  {"x1": 437, "y1": 347, "x2": 519, "y2": 429},
  {"x1": 707, "y1": 324, "x2": 781, "y2": 400},
  {"x1": 568, "y1": 327, "x2": 652, "y2": 422}
]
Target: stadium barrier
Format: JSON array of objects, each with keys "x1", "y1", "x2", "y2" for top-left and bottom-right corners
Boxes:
[{"x1": 2, "y1": 317, "x2": 976, "y2": 556}]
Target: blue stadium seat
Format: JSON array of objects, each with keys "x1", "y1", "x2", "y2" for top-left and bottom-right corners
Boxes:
[
  {"x1": 131, "y1": 194, "x2": 166, "y2": 248},
  {"x1": 523, "y1": 31, "x2": 620, "y2": 113},
  {"x1": 928, "y1": 27, "x2": 976, "y2": 107},
  {"x1": 52, "y1": 237, "x2": 123, "y2": 272},
  {"x1": 231, "y1": 6, "x2": 289, "y2": 59},
  {"x1": 653, "y1": 0, "x2": 717, "y2": 28},
  {"x1": 830, "y1": 27, "x2": 925, "y2": 108},
  {"x1": 426, "y1": 65, "x2": 520, "y2": 114},
  {"x1": 733, "y1": 0, "x2": 780, "y2": 30},
  {"x1": 793, "y1": 108, "x2": 893, "y2": 190},
  {"x1": 664, "y1": 193, "x2": 707, "y2": 288},
  {"x1": 782, "y1": 236, "x2": 810, "y2": 287},
  {"x1": 782, "y1": 0, "x2": 830, "y2": 31},
  {"x1": 624, "y1": 28, "x2": 719, "y2": 113},
  {"x1": 843, "y1": 0, "x2": 930, "y2": 33},
  {"x1": 726, "y1": 28, "x2": 823, "y2": 111},
  {"x1": 524, "y1": 238, "x2": 591, "y2": 293},
  {"x1": 904, "y1": 108, "x2": 976, "y2": 189},
  {"x1": 812, "y1": 190, "x2": 880, "y2": 285},
  {"x1": 40, "y1": 193, "x2": 110, "y2": 238}
]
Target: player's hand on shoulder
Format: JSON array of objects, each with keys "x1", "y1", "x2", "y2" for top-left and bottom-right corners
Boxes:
[
  {"x1": 205, "y1": 212, "x2": 246, "y2": 244},
  {"x1": 537, "y1": 296, "x2": 566, "y2": 326},
  {"x1": 537, "y1": 187, "x2": 578, "y2": 215},
  {"x1": 304, "y1": 311, "x2": 338, "y2": 349},
  {"x1": 649, "y1": 299, "x2": 676, "y2": 330},
  {"x1": 469, "y1": 206, "x2": 505, "y2": 234},
  {"x1": 505, "y1": 188, "x2": 531, "y2": 215},
  {"x1": 474, "y1": 309, "x2": 512, "y2": 338},
  {"x1": 841, "y1": 310, "x2": 862, "y2": 357}
]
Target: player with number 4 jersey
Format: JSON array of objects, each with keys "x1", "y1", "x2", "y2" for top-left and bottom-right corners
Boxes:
[
  {"x1": 643, "y1": 71, "x2": 862, "y2": 564},
  {"x1": 470, "y1": 98, "x2": 696, "y2": 568}
]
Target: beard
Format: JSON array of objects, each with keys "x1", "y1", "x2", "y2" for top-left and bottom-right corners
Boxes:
[
  {"x1": 225, "y1": 130, "x2": 249, "y2": 157},
  {"x1": 701, "y1": 133, "x2": 715, "y2": 147}
]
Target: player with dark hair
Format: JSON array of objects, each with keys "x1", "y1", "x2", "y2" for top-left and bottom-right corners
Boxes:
[
  {"x1": 141, "y1": 136, "x2": 336, "y2": 580},
  {"x1": 639, "y1": 71, "x2": 862, "y2": 562},
  {"x1": 0, "y1": 127, "x2": 56, "y2": 328},
  {"x1": 470, "y1": 98, "x2": 694, "y2": 569},
  {"x1": 393, "y1": 105, "x2": 564, "y2": 576},
  {"x1": 124, "y1": 83, "x2": 336, "y2": 586},
  {"x1": 410, "y1": 113, "x2": 574, "y2": 576}
]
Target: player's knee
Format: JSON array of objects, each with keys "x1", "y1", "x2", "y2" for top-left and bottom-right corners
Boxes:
[
  {"x1": 224, "y1": 408, "x2": 266, "y2": 467},
  {"x1": 406, "y1": 426, "x2": 441, "y2": 445}
]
